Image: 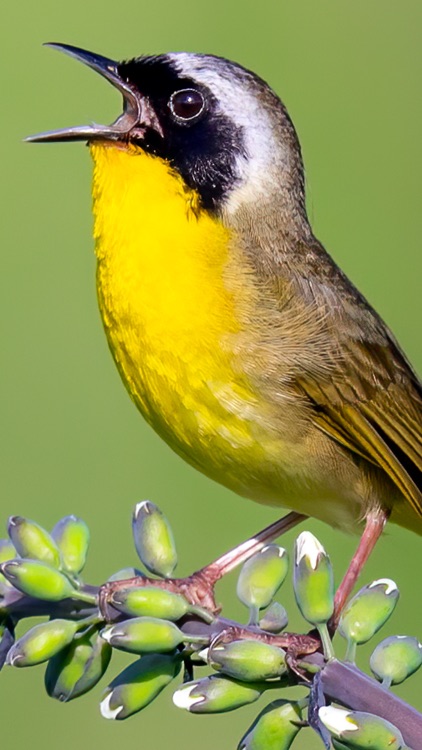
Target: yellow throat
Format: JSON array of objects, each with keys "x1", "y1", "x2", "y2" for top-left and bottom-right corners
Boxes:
[{"x1": 91, "y1": 142, "x2": 262, "y2": 487}]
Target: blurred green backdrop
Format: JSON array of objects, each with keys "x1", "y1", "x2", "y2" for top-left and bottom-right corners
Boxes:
[{"x1": 1, "y1": 1, "x2": 421, "y2": 747}]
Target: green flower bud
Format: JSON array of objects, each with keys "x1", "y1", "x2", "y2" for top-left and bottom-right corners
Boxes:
[
  {"x1": 338, "y1": 579, "x2": 399, "y2": 647},
  {"x1": 8, "y1": 516, "x2": 61, "y2": 568},
  {"x1": 45, "y1": 632, "x2": 112, "y2": 701},
  {"x1": 110, "y1": 585, "x2": 189, "y2": 621},
  {"x1": 237, "y1": 546, "x2": 289, "y2": 621},
  {"x1": 259, "y1": 602, "x2": 288, "y2": 633},
  {"x1": 173, "y1": 674, "x2": 265, "y2": 713},
  {"x1": 132, "y1": 501, "x2": 177, "y2": 578},
  {"x1": 319, "y1": 706, "x2": 405, "y2": 749},
  {"x1": 0, "y1": 559, "x2": 75, "y2": 601},
  {"x1": 0, "y1": 539, "x2": 16, "y2": 591},
  {"x1": 370, "y1": 635, "x2": 422, "y2": 686},
  {"x1": 107, "y1": 567, "x2": 145, "y2": 582},
  {"x1": 239, "y1": 700, "x2": 303, "y2": 750},
  {"x1": 101, "y1": 617, "x2": 184, "y2": 654},
  {"x1": 7, "y1": 619, "x2": 78, "y2": 667},
  {"x1": 207, "y1": 639, "x2": 287, "y2": 682},
  {"x1": 101, "y1": 653, "x2": 181, "y2": 720},
  {"x1": 52, "y1": 516, "x2": 90, "y2": 576},
  {"x1": 293, "y1": 532, "x2": 334, "y2": 625}
]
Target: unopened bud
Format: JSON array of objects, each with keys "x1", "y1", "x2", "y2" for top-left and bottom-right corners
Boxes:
[
  {"x1": 319, "y1": 706, "x2": 405, "y2": 749},
  {"x1": 259, "y1": 602, "x2": 288, "y2": 633},
  {"x1": 52, "y1": 516, "x2": 90, "y2": 576},
  {"x1": 338, "y1": 579, "x2": 399, "y2": 646},
  {"x1": 237, "y1": 546, "x2": 289, "y2": 620},
  {"x1": 8, "y1": 516, "x2": 60, "y2": 568},
  {"x1": 7, "y1": 619, "x2": 78, "y2": 667},
  {"x1": 294, "y1": 532, "x2": 334, "y2": 624},
  {"x1": 110, "y1": 585, "x2": 189, "y2": 621},
  {"x1": 101, "y1": 653, "x2": 180, "y2": 720},
  {"x1": 45, "y1": 632, "x2": 111, "y2": 701},
  {"x1": 101, "y1": 617, "x2": 184, "y2": 654},
  {"x1": 370, "y1": 635, "x2": 422, "y2": 686},
  {"x1": 239, "y1": 699, "x2": 303, "y2": 750},
  {"x1": 173, "y1": 674, "x2": 265, "y2": 713},
  {"x1": 132, "y1": 501, "x2": 177, "y2": 578},
  {"x1": 207, "y1": 639, "x2": 287, "y2": 682},
  {"x1": 0, "y1": 559, "x2": 75, "y2": 601}
]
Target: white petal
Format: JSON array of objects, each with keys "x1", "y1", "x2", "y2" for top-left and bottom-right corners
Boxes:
[
  {"x1": 296, "y1": 531, "x2": 325, "y2": 570},
  {"x1": 100, "y1": 692, "x2": 123, "y2": 720},
  {"x1": 319, "y1": 706, "x2": 357, "y2": 734},
  {"x1": 133, "y1": 500, "x2": 150, "y2": 519},
  {"x1": 369, "y1": 578, "x2": 397, "y2": 595},
  {"x1": 100, "y1": 628, "x2": 113, "y2": 643},
  {"x1": 261, "y1": 545, "x2": 286, "y2": 558},
  {"x1": 172, "y1": 683, "x2": 200, "y2": 710}
]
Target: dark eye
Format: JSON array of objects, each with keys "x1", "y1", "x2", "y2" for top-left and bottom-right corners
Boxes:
[{"x1": 169, "y1": 88, "x2": 205, "y2": 122}]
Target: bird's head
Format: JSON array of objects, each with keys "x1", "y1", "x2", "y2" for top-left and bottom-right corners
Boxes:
[{"x1": 28, "y1": 44, "x2": 306, "y2": 220}]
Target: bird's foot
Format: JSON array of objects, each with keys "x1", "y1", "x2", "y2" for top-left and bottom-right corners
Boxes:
[
  {"x1": 98, "y1": 511, "x2": 306, "y2": 622},
  {"x1": 202, "y1": 625, "x2": 320, "y2": 683},
  {"x1": 98, "y1": 567, "x2": 220, "y2": 622},
  {"x1": 208, "y1": 625, "x2": 320, "y2": 659}
]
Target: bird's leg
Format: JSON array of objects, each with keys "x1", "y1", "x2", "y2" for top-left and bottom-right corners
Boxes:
[
  {"x1": 331, "y1": 508, "x2": 388, "y2": 630},
  {"x1": 199, "y1": 510, "x2": 307, "y2": 586},
  {"x1": 99, "y1": 511, "x2": 306, "y2": 620}
]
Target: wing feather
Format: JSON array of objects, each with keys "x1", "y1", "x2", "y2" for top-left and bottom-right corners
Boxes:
[{"x1": 297, "y1": 350, "x2": 422, "y2": 518}]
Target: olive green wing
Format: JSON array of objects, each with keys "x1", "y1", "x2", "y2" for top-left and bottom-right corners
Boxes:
[{"x1": 297, "y1": 337, "x2": 422, "y2": 517}]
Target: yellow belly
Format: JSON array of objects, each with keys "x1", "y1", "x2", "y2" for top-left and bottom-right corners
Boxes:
[{"x1": 91, "y1": 143, "x2": 266, "y2": 483}]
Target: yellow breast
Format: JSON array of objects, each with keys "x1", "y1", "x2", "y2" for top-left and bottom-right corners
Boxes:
[{"x1": 91, "y1": 143, "x2": 262, "y2": 482}]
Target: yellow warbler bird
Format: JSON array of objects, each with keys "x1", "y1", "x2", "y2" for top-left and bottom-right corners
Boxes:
[{"x1": 28, "y1": 45, "x2": 422, "y2": 612}]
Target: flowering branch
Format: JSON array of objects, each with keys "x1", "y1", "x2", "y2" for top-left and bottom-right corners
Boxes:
[{"x1": 0, "y1": 505, "x2": 421, "y2": 749}]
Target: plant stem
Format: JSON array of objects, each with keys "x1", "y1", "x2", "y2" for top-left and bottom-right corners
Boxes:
[
  {"x1": 345, "y1": 638, "x2": 357, "y2": 664},
  {"x1": 317, "y1": 623, "x2": 335, "y2": 661},
  {"x1": 72, "y1": 589, "x2": 97, "y2": 605}
]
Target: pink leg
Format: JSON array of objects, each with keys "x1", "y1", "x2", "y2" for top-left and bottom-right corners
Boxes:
[
  {"x1": 202, "y1": 510, "x2": 307, "y2": 584},
  {"x1": 332, "y1": 508, "x2": 388, "y2": 629}
]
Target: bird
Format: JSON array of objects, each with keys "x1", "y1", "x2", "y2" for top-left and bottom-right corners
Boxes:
[{"x1": 28, "y1": 44, "x2": 422, "y2": 616}]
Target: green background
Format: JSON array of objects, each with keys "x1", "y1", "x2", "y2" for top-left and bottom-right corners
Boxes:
[{"x1": 1, "y1": 1, "x2": 421, "y2": 747}]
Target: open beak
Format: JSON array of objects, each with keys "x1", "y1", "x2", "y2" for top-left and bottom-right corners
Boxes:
[{"x1": 26, "y1": 43, "x2": 163, "y2": 143}]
